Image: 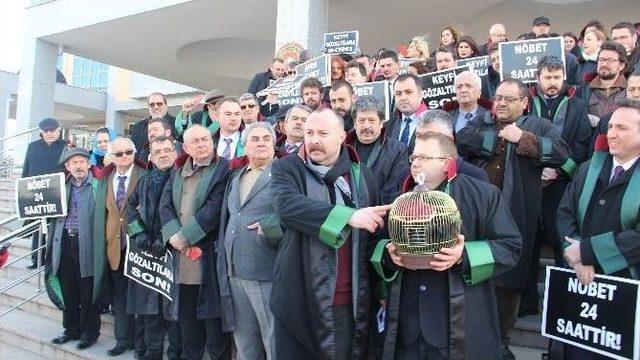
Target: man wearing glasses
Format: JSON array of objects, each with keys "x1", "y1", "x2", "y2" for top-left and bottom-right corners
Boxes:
[
  {"x1": 239, "y1": 93, "x2": 263, "y2": 125},
  {"x1": 577, "y1": 41, "x2": 628, "y2": 125},
  {"x1": 248, "y1": 58, "x2": 286, "y2": 118},
  {"x1": 457, "y1": 79, "x2": 569, "y2": 360},
  {"x1": 131, "y1": 92, "x2": 177, "y2": 157},
  {"x1": 92, "y1": 137, "x2": 147, "y2": 357}
]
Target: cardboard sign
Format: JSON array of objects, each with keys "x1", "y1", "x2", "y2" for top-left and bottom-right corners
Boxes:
[
  {"x1": 458, "y1": 56, "x2": 490, "y2": 82},
  {"x1": 16, "y1": 173, "x2": 67, "y2": 220},
  {"x1": 296, "y1": 54, "x2": 332, "y2": 87},
  {"x1": 352, "y1": 81, "x2": 391, "y2": 120},
  {"x1": 324, "y1": 31, "x2": 360, "y2": 55},
  {"x1": 499, "y1": 37, "x2": 565, "y2": 83},
  {"x1": 256, "y1": 74, "x2": 305, "y2": 97},
  {"x1": 398, "y1": 58, "x2": 423, "y2": 75},
  {"x1": 418, "y1": 66, "x2": 469, "y2": 110},
  {"x1": 124, "y1": 236, "x2": 174, "y2": 301},
  {"x1": 542, "y1": 266, "x2": 640, "y2": 360}
]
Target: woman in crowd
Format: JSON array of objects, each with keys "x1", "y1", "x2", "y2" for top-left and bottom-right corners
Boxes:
[
  {"x1": 330, "y1": 55, "x2": 346, "y2": 82},
  {"x1": 89, "y1": 126, "x2": 115, "y2": 168},
  {"x1": 456, "y1": 35, "x2": 480, "y2": 59},
  {"x1": 576, "y1": 29, "x2": 606, "y2": 83},
  {"x1": 406, "y1": 35, "x2": 431, "y2": 61},
  {"x1": 440, "y1": 25, "x2": 459, "y2": 49}
]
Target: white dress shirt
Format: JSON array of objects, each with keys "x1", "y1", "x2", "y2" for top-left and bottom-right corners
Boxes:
[
  {"x1": 217, "y1": 131, "x2": 241, "y2": 157},
  {"x1": 112, "y1": 164, "x2": 133, "y2": 198}
]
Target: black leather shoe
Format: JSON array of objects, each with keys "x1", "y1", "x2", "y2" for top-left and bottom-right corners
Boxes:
[
  {"x1": 76, "y1": 338, "x2": 97, "y2": 350},
  {"x1": 51, "y1": 333, "x2": 79, "y2": 344},
  {"x1": 134, "y1": 349, "x2": 147, "y2": 359},
  {"x1": 107, "y1": 344, "x2": 134, "y2": 356},
  {"x1": 26, "y1": 263, "x2": 37, "y2": 270}
]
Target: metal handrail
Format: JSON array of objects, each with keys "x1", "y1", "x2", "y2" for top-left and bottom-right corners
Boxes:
[
  {"x1": 0, "y1": 221, "x2": 40, "y2": 246},
  {"x1": 0, "y1": 214, "x2": 18, "y2": 227},
  {"x1": 0, "y1": 127, "x2": 39, "y2": 143}
]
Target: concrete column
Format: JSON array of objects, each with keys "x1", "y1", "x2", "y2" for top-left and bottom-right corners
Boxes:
[
  {"x1": 16, "y1": 37, "x2": 57, "y2": 132},
  {"x1": 275, "y1": 0, "x2": 328, "y2": 56},
  {"x1": 105, "y1": 66, "x2": 125, "y2": 135}
]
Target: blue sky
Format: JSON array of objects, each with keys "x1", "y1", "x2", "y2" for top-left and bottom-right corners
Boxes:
[{"x1": 0, "y1": 0, "x2": 26, "y2": 73}]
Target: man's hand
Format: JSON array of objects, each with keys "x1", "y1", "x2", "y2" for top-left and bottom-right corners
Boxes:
[
  {"x1": 429, "y1": 234, "x2": 465, "y2": 271},
  {"x1": 182, "y1": 96, "x2": 201, "y2": 114},
  {"x1": 386, "y1": 242, "x2": 405, "y2": 268},
  {"x1": 498, "y1": 123, "x2": 524, "y2": 143},
  {"x1": 247, "y1": 222, "x2": 264, "y2": 236},
  {"x1": 348, "y1": 204, "x2": 392, "y2": 233},
  {"x1": 266, "y1": 93, "x2": 279, "y2": 105},
  {"x1": 541, "y1": 167, "x2": 559, "y2": 181},
  {"x1": 563, "y1": 236, "x2": 581, "y2": 267},
  {"x1": 573, "y1": 262, "x2": 596, "y2": 285},
  {"x1": 169, "y1": 233, "x2": 189, "y2": 253}
]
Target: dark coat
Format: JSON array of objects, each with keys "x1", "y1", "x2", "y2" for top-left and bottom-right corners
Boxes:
[
  {"x1": 131, "y1": 114, "x2": 177, "y2": 159},
  {"x1": 442, "y1": 98, "x2": 493, "y2": 135},
  {"x1": 374, "y1": 174, "x2": 522, "y2": 360},
  {"x1": 385, "y1": 101, "x2": 429, "y2": 154},
  {"x1": 270, "y1": 145, "x2": 380, "y2": 359},
  {"x1": 482, "y1": 66, "x2": 501, "y2": 100},
  {"x1": 247, "y1": 69, "x2": 280, "y2": 118},
  {"x1": 576, "y1": 57, "x2": 597, "y2": 85},
  {"x1": 457, "y1": 114, "x2": 569, "y2": 288},
  {"x1": 345, "y1": 128, "x2": 409, "y2": 204},
  {"x1": 557, "y1": 138, "x2": 640, "y2": 280},
  {"x1": 126, "y1": 168, "x2": 171, "y2": 315},
  {"x1": 22, "y1": 138, "x2": 66, "y2": 177},
  {"x1": 159, "y1": 153, "x2": 231, "y2": 323}
]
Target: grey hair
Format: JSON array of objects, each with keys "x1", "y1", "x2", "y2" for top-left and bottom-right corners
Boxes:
[
  {"x1": 108, "y1": 136, "x2": 137, "y2": 154},
  {"x1": 241, "y1": 121, "x2": 277, "y2": 147},
  {"x1": 183, "y1": 124, "x2": 211, "y2": 143},
  {"x1": 351, "y1": 95, "x2": 385, "y2": 121},
  {"x1": 285, "y1": 104, "x2": 313, "y2": 122},
  {"x1": 418, "y1": 110, "x2": 454, "y2": 136},
  {"x1": 454, "y1": 70, "x2": 482, "y2": 90},
  {"x1": 239, "y1": 93, "x2": 259, "y2": 104}
]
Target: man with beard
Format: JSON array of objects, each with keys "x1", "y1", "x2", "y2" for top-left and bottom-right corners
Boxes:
[
  {"x1": 329, "y1": 80, "x2": 357, "y2": 131},
  {"x1": 597, "y1": 71, "x2": 640, "y2": 135},
  {"x1": 300, "y1": 77, "x2": 325, "y2": 110},
  {"x1": 248, "y1": 58, "x2": 286, "y2": 117},
  {"x1": 132, "y1": 92, "x2": 176, "y2": 155},
  {"x1": 521, "y1": 55, "x2": 592, "y2": 317},
  {"x1": 578, "y1": 41, "x2": 628, "y2": 124},
  {"x1": 531, "y1": 16, "x2": 551, "y2": 37},
  {"x1": 126, "y1": 136, "x2": 180, "y2": 360},
  {"x1": 457, "y1": 79, "x2": 569, "y2": 360},
  {"x1": 345, "y1": 95, "x2": 409, "y2": 203},
  {"x1": 138, "y1": 118, "x2": 183, "y2": 163},
  {"x1": 376, "y1": 50, "x2": 400, "y2": 83},
  {"x1": 275, "y1": 104, "x2": 311, "y2": 155},
  {"x1": 442, "y1": 71, "x2": 492, "y2": 135},
  {"x1": 387, "y1": 74, "x2": 429, "y2": 153},
  {"x1": 372, "y1": 133, "x2": 521, "y2": 360},
  {"x1": 435, "y1": 47, "x2": 459, "y2": 71},
  {"x1": 270, "y1": 107, "x2": 391, "y2": 359}
]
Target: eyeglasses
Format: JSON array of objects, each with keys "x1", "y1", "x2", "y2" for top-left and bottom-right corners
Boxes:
[
  {"x1": 409, "y1": 154, "x2": 448, "y2": 163},
  {"x1": 287, "y1": 70, "x2": 296, "y2": 76},
  {"x1": 112, "y1": 149, "x2": 134, "y2": 157},
  {"x1": 148, "y1": 102, "x2": 165, "y2": 108},
  {"x1": 494, "y1": 95, "x2": 524, "y2": 103},
  {"x1": 41, "y1": 129, "x2": 58, "y2": 134},
  {"x1": 152, "y1": 148, "x2": 175, "y2": 156},
  {"x1": 598, "y1": 58, "x2": 620, "y2": 64},
  {"x1": 241, "y1": 104, "x2": 257, "y2": 110}
]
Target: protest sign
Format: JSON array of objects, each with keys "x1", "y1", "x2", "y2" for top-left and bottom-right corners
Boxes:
[
  {"x1": 296, "y1": 54, "x2": 332, "y2": 87},
  {"x1": 324, "y1": 31, "x2": 359, "y2": 55},
  {"x1": 542, "y1": 266, "x2": 640, "y2": 360},
  {"x1": 257, "y1": 74, "x2": 305, "y2": 97},
  {"x1": 352, "y1": 81, "x2": 390, "y2": 120},
  {"x1": 499, "y1": 37, "x2": 565, "y2": 83},
  {"x1": 124, "y1": 236, "x2": 174, "y2": 301},
  {"x1": 397, "y1": 58, "x2": 422, "y2": 75},
  {"x1": 418, "y1": 66, "x2": 468, "y2": 110},
  {"x1": 458, "y1": 55, "x2": 490, "y2": 82},
  {"x1": 16, "y1": 173, "x2": 67, "y2": 220}
]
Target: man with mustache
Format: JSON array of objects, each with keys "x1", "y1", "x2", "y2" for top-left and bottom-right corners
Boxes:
[
  {"x1": 442, "y1": 71, "x2": 492, "y2": 135},
  {"x1": 300, "y1": 77, "x2": 325, "y2": 111},
  {"x1": 521, "y1": 55, "x2": 592, "y2": 317},
  {"x1": 275, "y1": 104, "x2": 311, "y2": 155},
  {"x1": 578, "y1": 41, "x2": 628, "y2": 124},
  {"x1": 597, "y1": 71, "x2": 640, "y2": 135},
  {"x1": 270, "y1": 108, "x2": 390, "y2": 359},
  {"x1": 344, "y1": 95, "x2": 409, "y2": 204},
  {"x1": 457, "y1": 79, "x2": 569, "y2": 360},
  {"x1": 329, "y1": 80, "x2": 357, "y2": 131},
  {"x1": 132, "y1": 92, "x2": 177, "y2": 158}
]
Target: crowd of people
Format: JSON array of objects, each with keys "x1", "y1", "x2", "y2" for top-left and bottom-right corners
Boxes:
[{"x1": 19, "y1": 14, "x2": 640, "y2": 360}]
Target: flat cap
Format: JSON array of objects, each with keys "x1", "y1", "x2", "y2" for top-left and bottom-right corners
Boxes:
[
  {"x1": 203, "y1": 89, "x2": 225, "y2": 104},
  {"x1": 39, "y1": 118, "x2": 60, "y2": 130},
  {"x1": 60, "y1": 147, "x2": 89, "y2": 163},
  {"x1": 533, "y1": 16, "x2": 550, "y2": 26}
]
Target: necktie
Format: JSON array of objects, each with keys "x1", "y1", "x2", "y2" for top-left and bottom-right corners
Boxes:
[
  {"x1": 116, "y1": 175, "x2": 127, "y2": 250},
  {"x1": 285, "y1": 143, "x2": 298, "y2": 154},
  {"x1": 610, "y1": 165, "x2": 625, "y2": 184},
  {"x1": 222, "y1": 138, "x2": 233, "y2": 159},
  {"x1": 400, "y1": 117, "x2": 412, "y2": 145}
]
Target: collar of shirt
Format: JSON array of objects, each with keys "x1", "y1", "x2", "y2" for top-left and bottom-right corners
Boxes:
[
  {"x1": 71, "y1": 175, "x2": 89, "y2": 189},
  {"x1": 112, "y1": 164, "x2": 133, "y2": 196},
  {"x1": 247, "y1": 158, "x2": 273, "y2": 172},
  {"x1": 183, "y1": 154, "x2": 214, "y2": 177},
  {"x1": 612, "y1": 155, "x2": 640, "y2": 173},
  {"x1": 221, "y1": 132, "x2": 240, "y2": 143},
  {"x1": 285, "y1": 140, "x2": 303, "y2": 149}
]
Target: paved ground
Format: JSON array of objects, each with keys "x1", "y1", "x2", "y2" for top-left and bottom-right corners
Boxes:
[{"x1": 513, "y1": 345, "x2": 545, "y2": 360}]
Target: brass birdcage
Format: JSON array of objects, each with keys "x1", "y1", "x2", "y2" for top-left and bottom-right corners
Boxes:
[{"x1": 389, "y1": 188, "x2": 462, "y2": 269}]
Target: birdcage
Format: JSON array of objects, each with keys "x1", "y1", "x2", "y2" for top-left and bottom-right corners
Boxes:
[{"x1": 389, "y1": 189, "x2": 462, "y2": 269}]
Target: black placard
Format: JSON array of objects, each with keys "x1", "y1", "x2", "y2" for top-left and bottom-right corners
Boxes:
[
  {"x1": 352, "y1": 81, "x2": 391, "y2": 120},
  {"x1": 542, "y1": 266, "x2": 640, "y2": 360},
  {"x1": 418, "y1": 66, "x2": 469, "y2": 110},
  {"x1": 16, "y1": 173, "x2": 67, "y2": 220},
  {"x1": 499, "y1": 37, "x2": 565, "y2": 83},
  {"x1": 457, "y1": 56, "x2": 490, "y2": 83},
  {"x1": 124, "y1": 237, "x2": 174, "y2": 301},
  {"x1": 296, "y1": 54, "x2": 331, "y2": 87},
  {"x1": 324, "y1": 31, "x2": 359, "y2": 55}
]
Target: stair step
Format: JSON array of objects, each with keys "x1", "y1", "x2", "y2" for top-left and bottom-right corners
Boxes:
[
  {"x1": 0, "y1": 279, "x2": 115, "y2": 337},
  {"x1": 0, "y1": 341, "x2": 51, "y2": 360},
  {"x1": 0, "y1": 304, "x2": 119, "y2": 360},
  {"x1": 512, "y1": 313, "x2": 547, "y2": 349}
]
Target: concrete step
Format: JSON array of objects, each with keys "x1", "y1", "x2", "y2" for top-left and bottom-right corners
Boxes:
[
  {"x1": 0, "y1": 341, "x2": 51, "y2": 360},
  {"x1": 512, "y1": 313, "x2": 547, "y2": 349},
  {"x1": 512, "y1": 345, "x2": 545, "y2": 360},
  {"x1": 0, "y1": 280, "x2": 115, "y2": 337},
  {"x1": 0, "y1": 304, "x2": 123, "y2": 360}
]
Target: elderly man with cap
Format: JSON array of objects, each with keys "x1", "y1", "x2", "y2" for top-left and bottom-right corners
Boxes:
[
  {"x1": 532, "y1": 16, "x2": 551, "y2": 37},
  {"x1": 132, "y1": 92, "x2": 177, "y2": 157},
  {"x1": 175, "y1": 89, "x2": 225, "y2": 138},
  {"x1": 48, "y1": 148, "x2": 101, "y2": 350},
  {"x1": 23, "y1": 117, "x2": 67, "y2": 269}
]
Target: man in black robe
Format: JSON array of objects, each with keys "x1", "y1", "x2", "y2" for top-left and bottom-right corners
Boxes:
[
  {"x1": 553, "y1": 100, "x2": 640, "y2": 359},
  {"x1": 270, "y1": 108, "x2": 391, "y2": 359},
  {"x1": 373, "y1": 133, "x2": 522, "y2": 359},
  {"x1": 457, "y1": 78, "x2": 569, "y2": 359}
]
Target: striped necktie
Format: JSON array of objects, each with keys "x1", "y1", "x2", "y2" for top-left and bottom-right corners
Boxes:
[{"x1": 222, "y1": 138, "x2": 233, "y2": 159}]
